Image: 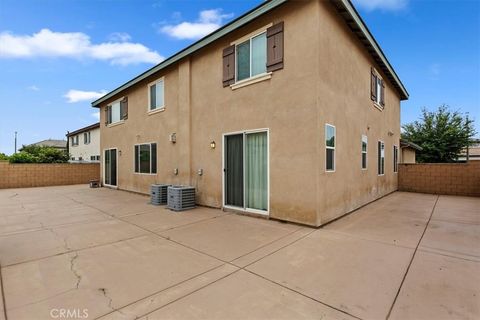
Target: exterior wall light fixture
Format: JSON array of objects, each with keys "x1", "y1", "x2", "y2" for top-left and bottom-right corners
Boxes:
[{"x1": 210, "y1": 141, "x2": 216, "y2": 149}]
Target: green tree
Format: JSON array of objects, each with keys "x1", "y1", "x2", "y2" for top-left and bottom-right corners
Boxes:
[
  {"x1": 402, "y1": 105, "x2": 476, "y2": 163},
  {"x1": 0, "y1": 153, "x2": 9, "y2": 160},
  {"x1": 9, "y1": 145, "x2": 69, "y2": 163}
]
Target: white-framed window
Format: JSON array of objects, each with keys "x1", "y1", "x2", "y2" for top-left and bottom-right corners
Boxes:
[
  {"x1": 325, "y1": 124, "x2": 335, "y2": 172},
  {"x1": 362, "y1": 135, "x2": 368, "y2": 170},
  {"x1": 134, "y1": 143, "x2": 157, "y2": 174},
  {"x1": 378, "y1": 141, "x2": 385, "y2": 175},
  {"x1": 71, "y1": 135, "x2": 79, "y2": 146},
  {"x1": 236, "y1": 31, "x2": 267, "y2": 82},
  {"x1": 84, "y1": 132, "x2": 91, "y2": 144},
  {"x1": 106, "y1": 100, "x2": 122, "y2": 125},
  {"x1": 375, "y1": 77, "x2": 383, "y2": 105},
  {"x1": 148, "y1": 78, "x2": 164, "y2": 111},
  {"x1": 393, "y1": 145, "x2": 398, "y2": 173}
]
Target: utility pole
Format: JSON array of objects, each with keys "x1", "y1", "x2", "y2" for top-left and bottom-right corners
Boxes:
[{"x1": 14, "y1": 131, "x2": 17, "y2": 154}]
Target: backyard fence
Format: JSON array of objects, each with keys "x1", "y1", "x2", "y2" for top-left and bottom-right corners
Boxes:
[
  {"x1": 0, "y1": 161, "x2": 100, "y2": 189},
  {"x1": 398, "y1": 162, "x2": 480, "y2": 197}
]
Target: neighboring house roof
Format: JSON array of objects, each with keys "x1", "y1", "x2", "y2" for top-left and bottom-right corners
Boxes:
[
  {"x1": 400, "y1": 139, "x2": 423, "y2": 151},
  {"x1": 27, "y1": 139, "x2": 67, "y2": 149},
  {"x1": 92, "y1": 0, "x2": 408, "y2": 108},
  {"x1": 66, "y1": 123, "x2": 100, "y2": 137}
]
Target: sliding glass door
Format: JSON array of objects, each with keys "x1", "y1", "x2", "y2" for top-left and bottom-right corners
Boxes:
[
  {"x1": 104, "y1": 148, "x2": 117, "y2": 186},
  {"x1": 224, "y1": 130, "x2": 268, "y2": 213}
]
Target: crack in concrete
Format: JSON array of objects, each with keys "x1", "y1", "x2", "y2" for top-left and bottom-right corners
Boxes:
[
  {"x1": 70, "y1": 253, "x2": 82, "y2": 289},
  {"x1": 99, "y1": 287, "x2": 126, "y2": 315}
]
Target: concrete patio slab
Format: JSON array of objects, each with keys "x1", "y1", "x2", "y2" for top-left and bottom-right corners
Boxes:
[
  {"x1": 0, "y1": 219, "x2": 147, "y2": 266},
  {"x1": 247, "y1": 230, "x2": 414, "y2": 319},
  {"x1": 361, "y1": 192, "x2": 438, "y2": 220},
  {"x1": 420, "y1": 219, "x2": 480, "y2": 260},
  {"x1": 0, "y1": 186, "x2": 478, "y2": 320},
  {"x1": 159, "y1": 214, "x2": 303, "y2": 262},
  {"x1": 142, "y1": 270, "x2": 356, "y2": 320},
  {"x1": 324, "y1": 206, "x2": 427, "y2": 248},
  {"x1": 0, "y1": 206, "x2": 112, "y2": 236},
  {"x1": 432, "y1": 195, "x2": 480, "y2": 224},
  {"x1": 389, "y1": 251, "x2": 480, "y2": 320},
  {"x1": 3, "y1": 235, "x2": 222, "y2": 319},
  {"x1": 98, "y1": 264, "x2": 239, "y2": 320},
  {"x1": 121, "y1": 207, "x2": 225, "y2": 232}
]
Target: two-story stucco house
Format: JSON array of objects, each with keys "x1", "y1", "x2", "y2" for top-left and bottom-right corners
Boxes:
[
  {"x1": 67, "y1": 123, "x2": 101, "y2": 163},
  {"x1": 92, "y1": 0, "x2": 408, "y2": 227}
]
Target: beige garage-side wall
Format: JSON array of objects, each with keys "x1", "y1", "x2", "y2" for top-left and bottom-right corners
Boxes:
[
  {"x1": 98, "y1": 0, "x2": 403, "y2": 226},
  {"x1": 314, "y1": 1, "x2": 400, "y2": 225},
  {"x1": 189, "y1": 1, "x2": 321, "y2": 224}
]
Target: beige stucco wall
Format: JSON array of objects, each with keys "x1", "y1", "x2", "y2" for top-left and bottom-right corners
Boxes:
[
  {"x1": 401, "y1": 148, "x2": 416, "y2": 163},
  {"x1": 69, "y1": 127, "x2": 100, "y2": 162},
  {"x1": 98, "y1": 0, "x2": 402, "y2": 226}
]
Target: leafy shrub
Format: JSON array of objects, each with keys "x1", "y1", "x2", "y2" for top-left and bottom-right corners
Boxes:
[
  {"x1": 0, "y1": 153, "x2": 9, "y2": 161},
  {"x1": 8, "y1": 151, "x2": 38, "y2": 163},
  {"x1": 9, "y1": 146, "x2": 69, "y2": 163}
]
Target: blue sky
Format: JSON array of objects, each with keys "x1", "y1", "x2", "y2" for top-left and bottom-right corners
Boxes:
[{"x1": 0, "y1": 0, "x2": 478, "y2": 155}]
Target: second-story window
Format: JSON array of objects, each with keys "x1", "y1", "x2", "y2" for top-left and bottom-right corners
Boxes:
[
  {"x1": 236, "y1": 32, "x2": 267, "y2": 82},
  {"x1": 371, "y1": 68, "x2": 385, "y2": 108},
  {"x1": 148, "y1": 78, "x2": 164, "y2": 111},
  {"x1": 84, "y1": 132, "x2": 91, "y2": 144},
  {"x1": 105, "y1": 97, "x2": 128, "y2": 125},
  {"x1": 71, "y1": 135, "x2": 79, "y2": 146}
]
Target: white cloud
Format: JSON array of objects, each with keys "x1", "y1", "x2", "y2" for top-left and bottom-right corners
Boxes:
[
  {"x1": 64, "y1": 89, "x2": 107, "y2": 103},
  {"x1": 352, "y1": 0, "x2": 408, "y2": 11},
  {"x1": 27, "y1": 85, "x2": 39, "y2": 91},
  {"x1": 91, "y1": 111, "x2": 100, "y2": 120},
  {"x1": 108, "y1": 32, "x2": 131, "y2": 42},
  {"x1": 160, "y1": 9, "x2": 233, "y2": 40},
  {"x1": 0, "y1": 29, "x2": 164, "y2": 65}
]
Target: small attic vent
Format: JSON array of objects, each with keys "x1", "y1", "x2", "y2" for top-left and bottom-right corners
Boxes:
[
  {"x1": 167, "y1": 186, "x2": 196, "y2": 211},
  {"x1": 150, "y1": 184, "x2": 170, "y2": 205}
]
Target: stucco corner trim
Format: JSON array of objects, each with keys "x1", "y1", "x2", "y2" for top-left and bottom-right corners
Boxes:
[{"x1": 230, "y1": 72, "x2": 272, "y2": 90}]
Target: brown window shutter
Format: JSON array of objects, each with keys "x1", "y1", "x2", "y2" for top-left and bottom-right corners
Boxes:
[
  {"x1": 380, "y1": 80, "x2": 385, "y2": 106},
  {"x1": 121, "y1": 97, "x2": 128, "y2": 120},
  {"x1": 267, "y1": 22, "x2": 284, "y2": 72},
  {"x1": 222, "y1": 45, "x2": 235, "y2": 87},
  {"x1": 371, "y1": 67, "x2": 377, "y2": 101}
]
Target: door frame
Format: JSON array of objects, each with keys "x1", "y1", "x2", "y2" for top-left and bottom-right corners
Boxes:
[
  {"x1": 222, "y1": 128, "x2": 270, "y2": 216},
  {"x1": 103, "y1": 147, "x2": 118, "y2": 188}
]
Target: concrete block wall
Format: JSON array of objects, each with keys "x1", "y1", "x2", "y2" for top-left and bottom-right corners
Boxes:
[
  {"x1": 398, "y1": 162, "x2": 480, "y2": 196},
  {"x1": 0, "y1": 161, "x2": 100, "y2": 189}
]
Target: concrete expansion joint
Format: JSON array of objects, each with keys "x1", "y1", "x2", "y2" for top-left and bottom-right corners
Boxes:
[{"x1": 385, "y1": 195, "x2": 440, "y2": 320}]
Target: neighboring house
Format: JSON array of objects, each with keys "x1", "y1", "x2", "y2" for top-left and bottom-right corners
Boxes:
[
  {"x1": 458, "y1": 139, "x2": 480, "y2": 161},
  {"x1": 66, "y1": 123, "x2": 100, "y2": 162},
  {"x1": 400, "y1": 139, "x2": 422, "y2": 164},
  {"x1": 92, "y1": 0, "x2": 408, "y2": 227},
  {"x1": 24, "y1": 139, "x2": 67, "y2": 151}
]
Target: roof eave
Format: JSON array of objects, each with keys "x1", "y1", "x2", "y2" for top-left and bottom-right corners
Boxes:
[
  {"x1": 331, "y1": 0, "x2": 409, "y2": 100},
  {"x1": 92, "y1": 0, "x2": 408, "y2": 108},
  {"x1": 91, "y1": 0, "x2": 289, "y2": 108}
]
